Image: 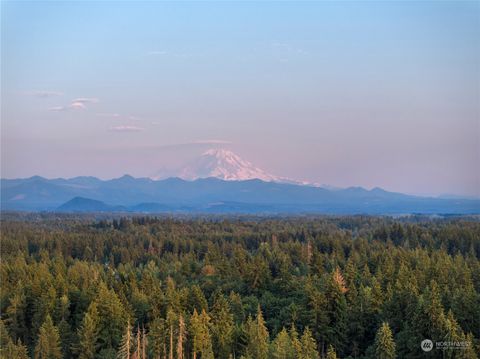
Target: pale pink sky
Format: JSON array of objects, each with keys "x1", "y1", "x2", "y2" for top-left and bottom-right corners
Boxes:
[{"x1": 2, "y1": 1, "x2": 479, "y2": 197}]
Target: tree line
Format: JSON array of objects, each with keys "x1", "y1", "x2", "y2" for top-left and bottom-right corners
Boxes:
[{"x1": 1, "y1": 215, "x2": 479, "y2": 358}]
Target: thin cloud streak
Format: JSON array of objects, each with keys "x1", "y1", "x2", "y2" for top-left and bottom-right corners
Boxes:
[
  {"x1": 129, "y1": 139, "x2": 233, "y2": 150},
  {"x1": 48, "y1": 106, "x2": 67, "y2": 112},
  {"x1": 96, "y1": 113, "x2": 142, "y2": 121},
  {"x1": 192, "y1": 139, "x2": 232, "y2": 145},
  {"x1": 49, "y1": 97, "x2": 98, "y2": 111},
  {"x1": 109, "y1": 125, "x2": 144, "y2": 132},
  {"x1": 25, "y1": 90, "x2": 63, "y2": 98},
  {"x1": 72, "y1": 98, "x2": 99, "y2": 104},
  {"x1": 69, "y1": 102, "x2": 87, "y2": 110},
  {"x1": 96, "y1": 113, "x2": 121, "y2": 118},
  {"x1": 128, "y1": 116, "x2": 141, "y2": 122},
  {"x1": 49, "y1": 102, "x2": 86, "y2": 111}
]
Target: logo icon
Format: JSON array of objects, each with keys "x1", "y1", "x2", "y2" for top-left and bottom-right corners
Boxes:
[{"x1": 421, "y1": 339, "x2": 433, "y2": 352}]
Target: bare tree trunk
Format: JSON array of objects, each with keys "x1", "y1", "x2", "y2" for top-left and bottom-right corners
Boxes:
[
  {"x1": 142, "y1": 326, "x2": 147, "y2": 359},
  {"x1": 137, "y1": 325, "x2": 141, "y2": 358},
  {"x1": 169, "y1": 325, "x2": 173, "y2": 359},
  {"x1": 127, "y1": 321, "x2": 131, "y2": 359},
  {"x1": 176, "y1": 315, "x2": 185, "y2": 359}
]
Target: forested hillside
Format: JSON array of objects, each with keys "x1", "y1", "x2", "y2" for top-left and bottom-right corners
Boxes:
[{"x1": 1, "y1": 215, "x2": 479, "y2": 358}]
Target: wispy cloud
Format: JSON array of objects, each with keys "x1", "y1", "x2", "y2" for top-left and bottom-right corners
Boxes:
[
  {"x1": 128, "y1": 115, "x2": 142, "y2": 122},
  {"x1": 25, "y1": 90, "x2": 63, "y2": 98},
  {"x1": 145, "y1": 139, "x2": 232, "y2": 149},
  {"x1": 69, "y1": 101, "x2": 87, "y2": 110},
  {"x1": 96, "y1": 113, "x2": 142, "y2": 122},
  {"x1": 72, "y1": 97, "x2": 99, "y2": 104},
  {"x1": 49, "y1": 102, "x2": 86, "y2": 111},
  {"x1": 193, "y1": 139, "x2": 232, "y2": 145},
  {"x1": 49, "y1": 97, "x2": 98, "y2": 111},
  {"x1": 128, "y1": 139, "x2": 233, "y2": 151},
  {"x1": 96, "y1": 113, "x2": 121, "y2": 118},
  {"x1": 109, "y1": 125, "x2": 144, "y2": 132},
  {"x1": 49, "y1": 106, "x2": 67, "y2": 112}
]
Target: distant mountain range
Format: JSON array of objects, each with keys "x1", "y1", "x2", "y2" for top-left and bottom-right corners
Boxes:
[
  {"x1": 2, "y1": 175, "x2": 479, "y2": 214},
  {"x1": 2, "y1": 148, "x2": 478, "y2": 214}
]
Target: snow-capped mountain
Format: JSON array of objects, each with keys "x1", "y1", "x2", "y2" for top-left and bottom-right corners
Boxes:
[{"x1": 153, "y1": 148, "x2": 282, "y2": 182}]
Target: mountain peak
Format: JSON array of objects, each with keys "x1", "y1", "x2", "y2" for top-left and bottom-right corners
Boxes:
[
  {"x1": 153, "y1": 148, "x2": 280, "y2": 182},
  {"x1": 203, "y1": 148, "x2": 235, "y2": 157},
  {"x1": 181, "y1": 148, "x2": 280, "y2": 182}
]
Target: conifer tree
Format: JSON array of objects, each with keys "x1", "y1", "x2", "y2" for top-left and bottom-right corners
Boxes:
[
  {"x1": 289, "y1": 324, "x2": 301, "y2": 356},
  {"x1": 326, "y1": 345, "x2": 337, "y2": 359},
  {"x1": 325, "y1": 270, "x2": 347, "y2": 355},
  {"x1": 57, "y1": 319, "x2": 72, "y2": 359},
  {"x1": 1, "y1": 340, "x2": 29, "y2": 359},
  {"x1": 76, "y1": 302, "x2": 100, "y2": 359},
  {"x1": 424, "y1": 281, "x2": 448, "y2": 340},
  {"x1": 243, "y1": 306, "x2": 269, "y2": 359},
  {"x1": 211, "y1": 294, "x2": 234, "y2": 359},
  {"x1": 0, "y1": 321, "x2": 29, "y2": 359},
  {"x1": 443, "y1": 311, "x2": 477, "y2": 359},
  {"x1": 190, "y1": 309, "x2": 214, "y2": 359},
  {"x1": 187, "y1": 286, "x2": 208, "y2": 313},
  {"x1": 411, "y1": 280, "x2": 448, "y2": 352},
  {"x1": 444, "y1": 310, "x2": 463, "y2": 345},
  {"x1": 0, "y1": 320, "x2": 11, "y2": 351},
  {"x1": 165, "y1": 278, "x2": 182, "y2": 314},
  {"x1": 34, "y1": 315, "x2": 62, "y2": 359},
  {"x1": 4, "y1": 284, "x2": 27, "y2": 343},
  {"x1": 117, "y1": 320, "x2": 133, "y2": 359},
  {"x1": 32, "y1": 286, "x2": 57, "y2": 343},
  {"x1": 270, "y1": 328, "x2": 294, "y2": 359},
  {"x1": 298, "y1": 327, "x2": 318, "y2": 359},
  {"x1": 190, "y1": 309, "x2": 201, "y2": 359},
  {"x1": 94, "y1": 283, "x2": 128, "y2": 354},
  {"x1": 462, "y1": 333, "x2": 478, "y2": 359},
  {"x1": 333, "y1": 267, "x2": 348, "y2": 294},
  {"x1": 374, "y1": 322, "x2": 396, "y2": 359},
  {"x1": 228, "y1": 292, "x2": 245, "y2": 324},
  {"x1": 148, "y1": 317, "x2": 167, "y2": 359}
]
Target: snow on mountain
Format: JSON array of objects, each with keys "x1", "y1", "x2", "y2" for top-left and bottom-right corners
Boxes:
[{"x1": 153, "y1": 148, "x2": 282, "y2": 182}]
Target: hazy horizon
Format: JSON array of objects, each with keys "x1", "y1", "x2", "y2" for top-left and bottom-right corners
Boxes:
[{"x1": 2, "y1": 1, "x2": 479, "y2": 197}]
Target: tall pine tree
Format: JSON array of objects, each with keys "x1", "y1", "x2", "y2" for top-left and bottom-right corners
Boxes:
[
  {"x1": 326, "y1": 345, "x2": 337, "y2": 359},
  {"x1": 190, "y1": 309, "x2": 214, "y2": 359},
  {"x1": 298, "y1": 327, "x2": 318, "y2": 359},
  {"x1": 270, "y1": 327, "x2": 294, "y2": 359},
  {"x1": 116, "y1": 320, "x2": 133, "y2": 359},
  {"x1": 34, "y1": 315, "x2": 62, "y2": 359},
  {"x1": 75, "y1": 302, "x2": 100, "y2": 359},
  {"x1": 374, "y1": 322, "x2": 396, "y2": 359},
  {"x1": 211, "y1": 294, "x2": 234, "y2": 359},
  {"x1": 243, "y1": 306, "x2": 269, "y2": 359}
]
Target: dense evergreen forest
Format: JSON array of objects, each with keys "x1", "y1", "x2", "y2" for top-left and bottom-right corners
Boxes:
[{"x1": 1, "y1": 214, "x2": 479, "y2": 359}]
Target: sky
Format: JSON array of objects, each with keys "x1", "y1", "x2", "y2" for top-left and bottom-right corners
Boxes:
[{"x1": 1, "y1": 1, "x2": 479, "y2": 197}]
